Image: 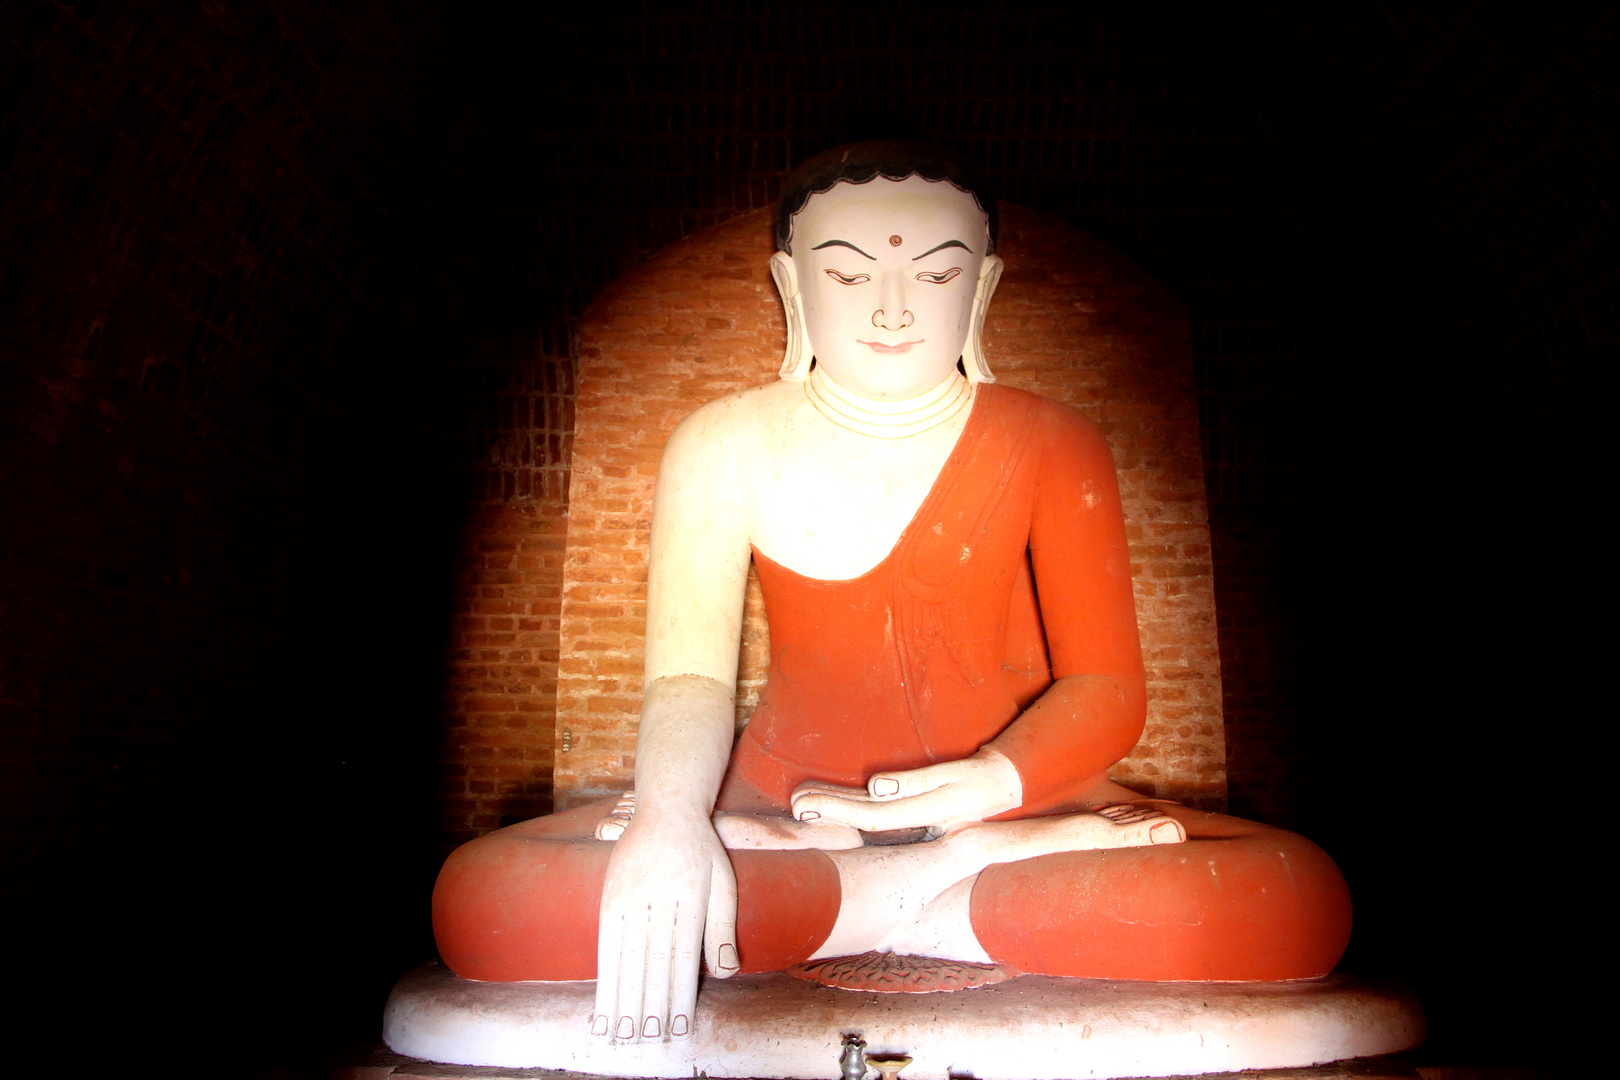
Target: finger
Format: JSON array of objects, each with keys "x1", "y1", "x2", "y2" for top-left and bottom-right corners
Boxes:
[
  {"x1": 612, "y1": 901, "x2": 649, "y2": 1043},
  {"x1": 790, "y1": 780, "x2": 871, "y2": 812},
  {"x1": 791, "y1": 782, "x2": 874, "y2": 822},
  {"x1": 868, "y1": 759, "x2": 982, "y2": 800},
  {"x1": 666, "y1": 890, "x2": 704, "y2": 1040},
  {"x1": 787, "y1": 789, "x2": 882, "y2": 828},
  {"x1": 791, "y1": 780, "x2": 869, "y2": 798},
  {"x1": 591, "y1": 907, "x2": 622, "y2": 1039},
  {"x1": 639, "y1": 902, "x2": 677, "y2": 1042},
  {"x1": 792, "y1": 785, "x2": 971, "y2": 831},
  {"x1": 703, "y1": 850, "x2": 740, "y2": 983}
]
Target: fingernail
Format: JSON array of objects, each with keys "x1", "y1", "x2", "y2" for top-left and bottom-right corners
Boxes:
[
  {"x1": 616, "y1": 1016, "x2": 635, "y2": 1040},
  {"x1": 643, "y1": 1016, "x2": 661, "y2": 1039},
  {"x1": 672, "y1": 1014, "x2": 690, "y2": 1037},
  {"x1": 718, "y1": 942, "x2": 739, "y2": 971},
  {"x1": 871, "y1": 777, "x2": 900, "y2": 797},
  {"x1": 798, "y1": 810, "x2": 820, "y2": 821},
  {"x1": 592, "y1": 1014, "x2": 609, "y2": 1037}
]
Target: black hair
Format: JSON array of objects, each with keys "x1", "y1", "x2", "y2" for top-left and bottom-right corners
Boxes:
[{"x1": 774, "y1": 141, "x2": 998, "y2": 256}]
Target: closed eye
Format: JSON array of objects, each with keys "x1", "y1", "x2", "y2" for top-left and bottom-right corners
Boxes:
[
  {"x1": 915, "y1": 267, "x2": 963, "y2": 284},
  {"x1": 824, "y1": 269, "x2": 871, "y2": 285}
]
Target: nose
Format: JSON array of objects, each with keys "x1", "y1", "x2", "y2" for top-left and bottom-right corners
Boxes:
[{"x1": 872, "y1": 271, "x2": 914, "y2": 331}]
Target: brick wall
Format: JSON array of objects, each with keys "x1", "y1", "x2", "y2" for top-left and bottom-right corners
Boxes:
[
  {"x1": 553, "y1": 204, "x2": 1223, "y2": 810},
  {"x1": 553, "y1": 210, "x2": 786, "y2": 803},
  {"x1": 435, "y1": 356, "x2": 573, "y2": 843}
]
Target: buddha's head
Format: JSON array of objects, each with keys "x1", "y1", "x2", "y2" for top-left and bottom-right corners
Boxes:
[{"x1": 770, "y1": 143, "x2": 1004, "y2": 397}]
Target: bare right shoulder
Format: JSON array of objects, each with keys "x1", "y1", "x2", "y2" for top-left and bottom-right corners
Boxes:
[
  {"x1": 659, "y1": 379, "x2": 806, "y2": 475},
  {"x1": 645, "y1": 383, "x2": 801, "y2": 686}
]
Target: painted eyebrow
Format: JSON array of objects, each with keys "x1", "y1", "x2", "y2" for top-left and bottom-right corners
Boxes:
[
  {"x1": 810, "y1": 239, "x2": 876, "y2": 260},
  {"x1": 912, "y1": 240, "x2": 973, "y2": 260}
]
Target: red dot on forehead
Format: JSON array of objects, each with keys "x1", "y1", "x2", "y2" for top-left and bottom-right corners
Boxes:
[{"x1": 889, "y1": 235, "x2": 902, "y2": 247}]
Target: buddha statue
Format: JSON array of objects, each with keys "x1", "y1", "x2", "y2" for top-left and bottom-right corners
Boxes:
[{"x1": 430, "y1": 143, "x2": 1352, "y2": 1050}]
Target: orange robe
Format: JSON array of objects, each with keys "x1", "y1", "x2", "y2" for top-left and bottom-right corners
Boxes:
[
  {"x1": 725, "y1": 384, "x2": 1145, "y2": 817},
  {"x1": 432, "y1": 385, "x2": 1352, "y2": 983}
]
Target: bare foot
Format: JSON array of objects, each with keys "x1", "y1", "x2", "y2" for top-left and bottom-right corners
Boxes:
[
  {"x1": 1082, "y1": 803, "x2": 1188, "y2": 846},
  {"x1": 947, "y1": 803, "x2": 1186, "y2": 859},
  {"x1": 809, "y1": 803, "x2": 1188, "y2": 960},
  {"x1": 592, "y1": 791, "x2": 862, "y2": 850},
  {"x1": 713, "y1": 812, "x2": 863, "y2": 851},
  {"x1": 592, "y1": 792, "x2": 637, "y2": 841}
]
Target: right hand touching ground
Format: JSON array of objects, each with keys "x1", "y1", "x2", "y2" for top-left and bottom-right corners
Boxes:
[{"x1": 592, "y1": 809, "x2": 739, "y2": 1044}]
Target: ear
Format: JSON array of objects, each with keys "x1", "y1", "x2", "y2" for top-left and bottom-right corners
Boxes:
[
  {"x1": 962, "y1": 254, "x2": 1003, "y2": 384},
  {"x1": 769, "y1": 251, "x2": 811, "y2": 382}
]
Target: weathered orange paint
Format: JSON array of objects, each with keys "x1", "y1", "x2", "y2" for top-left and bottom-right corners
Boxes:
[
  {"x1": 434, "y1": 802, "x2": 842, "y2": 980},
  {"x1": 434, "y1": 384, "x2": 1349, "y2": 982}
]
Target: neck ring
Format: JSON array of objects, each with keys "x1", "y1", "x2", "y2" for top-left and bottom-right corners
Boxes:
[{"x1": 805, "y1": 365, "x2": 974, "y2": 440}]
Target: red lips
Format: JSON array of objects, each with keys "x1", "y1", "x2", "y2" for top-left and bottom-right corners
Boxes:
[{"x1": 858, "y1": 339, "x2": 924, "y2": 355}]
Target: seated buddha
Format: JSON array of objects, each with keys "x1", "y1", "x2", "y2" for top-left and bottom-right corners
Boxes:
[{"x1": 430, "y1": 142, "x2": 1352, "y2": 1048}]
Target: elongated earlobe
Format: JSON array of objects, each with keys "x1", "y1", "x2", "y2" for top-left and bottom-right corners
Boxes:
[
  {"x1": 962, "y1": 254, "x2": 1003, "y2": 384},
  {"x1": 770, "y1": 251, "x2": 812, "y2": 381}
]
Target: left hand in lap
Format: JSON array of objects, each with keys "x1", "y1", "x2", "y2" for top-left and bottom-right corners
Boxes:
[{"x1": 789, "y1": 747, "x2": 1022, "y2": 831}]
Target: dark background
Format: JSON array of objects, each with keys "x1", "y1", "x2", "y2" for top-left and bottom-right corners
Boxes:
[{"x1": 1, "y1": 3, "x2": 1610, "y2": 1074}]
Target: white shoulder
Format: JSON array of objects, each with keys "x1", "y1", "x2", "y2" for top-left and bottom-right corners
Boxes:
[
  {"x1": 659, "y1": 380, "x2": 799, "y2": 471},
  {"x1": 645, "y1": 384, "x2": 790, "y2": 687}
]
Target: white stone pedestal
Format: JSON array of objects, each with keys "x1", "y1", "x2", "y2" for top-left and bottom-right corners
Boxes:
[{"x1": 383, "y1": 962, "x2": 1423, "y2": 1079}]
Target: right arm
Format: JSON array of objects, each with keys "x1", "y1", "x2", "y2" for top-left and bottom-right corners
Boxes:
[{"x1": 592, "y1": 401, "x2": 753, "y2": 1045}]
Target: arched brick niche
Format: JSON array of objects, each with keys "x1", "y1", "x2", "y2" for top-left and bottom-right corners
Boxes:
[{"x1": 554, "y1": 205, "x2": 1224, "y2": 810}]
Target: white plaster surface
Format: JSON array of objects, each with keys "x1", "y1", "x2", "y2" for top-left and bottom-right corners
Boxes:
[{"x1": 383, "y1": 963, "x2": 1423, "y2": 1079}]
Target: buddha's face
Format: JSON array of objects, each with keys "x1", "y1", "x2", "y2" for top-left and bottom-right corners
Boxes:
[{"x1": 787, "y1": 176, "x2": 991, "y2": 399}]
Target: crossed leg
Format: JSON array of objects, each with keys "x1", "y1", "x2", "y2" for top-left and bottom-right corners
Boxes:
[
  {"x1": 592, "y1": 786, "x2": 1192, "y2": 962},
  {"x1": 432, "y1": 793, "x2": 1349, "y2": 983},
  {"x1": 433, "y1": 800, "x2": 843, "y2": 981},
  {"x1": 801, "y1": 803, "x2": 1188, "y2": 961}
]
